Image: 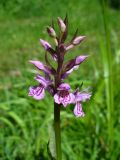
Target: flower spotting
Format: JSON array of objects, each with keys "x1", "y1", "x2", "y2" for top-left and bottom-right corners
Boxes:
[
  {"x1": 54, "y1": 83, "x2": 74, "y2": 107},
  {"x1": 29, "y1": 74, "x2": 52, "y2": 100}
]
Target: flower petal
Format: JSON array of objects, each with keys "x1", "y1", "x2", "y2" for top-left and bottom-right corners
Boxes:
[
  {"x1": 29, "y1": 60, "x2": 54, "y2": 74},
  {"x1": 54, "y1": 83, "x2": 73, "y2": 107},
  {"x1": 57, "y1": 83, "x2": 70, "y2": 91},
  {"x1": 75, "y1": 92, "x2": 91, "y2": 102},
  {"x1": 47, "y1": 85, "x2": 54, "y2": 96},
  {"x1": 35, "y1": 74, "x2": 52, "y2": 88},
  {"x1": 54, "y1": 92, "x2": 75, "y2": 107},
  {"x1": 73, "y1": 102, "x2": 85, "y2": 117},
  {"x1": 69, "y1": 93, "x2": 75, "y2": 104},
  {"x1": 60, "y1": 93, "x2": 74, "y2": 107},
  {"x1": 28, "y1": 86, "x2": 45, "y2": 100},
  {"x1": 54, "y1": 94, "x2": 61, "y2": 104}
]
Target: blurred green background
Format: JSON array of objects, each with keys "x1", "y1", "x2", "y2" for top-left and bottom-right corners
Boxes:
[{"x1": 0, "y1": 0, "x2": 120, "y2": 159}]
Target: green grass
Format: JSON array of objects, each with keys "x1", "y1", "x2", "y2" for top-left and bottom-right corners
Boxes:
[{"x1": 0, "y1": 0, "x2": 120, "y2": 159}]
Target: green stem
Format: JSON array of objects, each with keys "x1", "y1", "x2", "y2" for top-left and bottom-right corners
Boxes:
[{"x1": 54, "y1": 102, "x2": 61, "y2": 160}]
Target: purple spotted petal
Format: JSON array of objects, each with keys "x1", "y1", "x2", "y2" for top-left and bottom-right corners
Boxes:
[
  {"x1": 75, "y1": 92, "x2": 91, "y2": 102},
  {"x1": 28, "y1": 86, "x2": 45, "y2": 100},
  {"x1": 54, "y1": 94, "x2": 61, "y2": 104},
  {"x1": 54, "y1": 83, "x2": 74, "y2": 107},
  {"x1": 34, "y1": 74, "x2": 52, "y2": 88},
  {"x1": 54, "y1": 92, "x2": 75, "y2": 107},
  {"x1": 40, "y1": 39, "x2": 51, "y2": 50},
  {"x1": 73, "y1": 102, "x2": 85, "y2": 117},
  {"x1": 29, "y1": 60, "x2": 54, "y2": 74},
  {"x1": 57, "y1": 83, "x2": 70, "y2": 91}
]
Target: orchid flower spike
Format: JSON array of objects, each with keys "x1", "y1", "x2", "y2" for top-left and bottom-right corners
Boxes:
[{"x1": 28, "y1": 15, "x2": 91, "y2": 117}]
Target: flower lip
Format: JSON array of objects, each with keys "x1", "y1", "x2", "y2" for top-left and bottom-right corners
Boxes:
[
  {"x1": 73, "y1": 102, "x2": 85, "y2": 117},
  {"x1": 57, "y1": 83, "x2": 70, "y2": 91},
  {"x1": 54, "y1": 83, "x2": 75, "y2": 107},
  {"x1": 54, "y1": 91, "x2": 75, "y2": 107},
  {"x1": 28, "y1": 85, "x2": 45, "y2": 100}
]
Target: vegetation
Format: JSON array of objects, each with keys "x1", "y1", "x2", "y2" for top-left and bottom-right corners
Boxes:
[{"x1": 0, "y1": 0, "x2": 120, "y2": 159}]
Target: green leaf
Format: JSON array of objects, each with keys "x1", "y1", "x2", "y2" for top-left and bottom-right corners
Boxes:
[
  {"x1": 47, "y1": 124, "x2": 56, "y2": 160},
  {"x1": 8, "y1": 111, "x2": 28, "y2": 139},
  {"x1": 0, "y1": 117, "x2": 14, "y2": 133}
]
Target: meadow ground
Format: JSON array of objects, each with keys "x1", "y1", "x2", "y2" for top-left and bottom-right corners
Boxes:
[{"x1": 0, "y1": 0, "x2": 120, "y2": 159}]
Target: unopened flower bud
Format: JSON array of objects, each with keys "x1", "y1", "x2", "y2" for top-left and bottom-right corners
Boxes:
[
  {"x1": 75, "y1": 55, "x2": 88, "y2": 65},
  {"x1": 54, "y1": 38, "x2": 58, "y2": 46},
  {"x1": 57, "y1": 17, "x2": 66, "y2": 32},
  {"x1": 72, "y1": 36, "x2": 86, "y2": 45},
  {"x1": 40, "y1": 39, "x2": 51, "y2": 50},
  {"x1": 47, "y1": 27, "x2": 56, "y2": 38},
  {"x1": 66, "y1": 44, "x2": 74, "y2": 51}
]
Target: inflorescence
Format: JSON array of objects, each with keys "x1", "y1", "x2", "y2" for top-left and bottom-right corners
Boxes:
[{"x1": 28, "y1": 16, "x2": 91, "y2": 117}]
